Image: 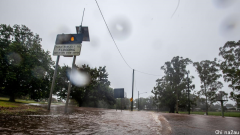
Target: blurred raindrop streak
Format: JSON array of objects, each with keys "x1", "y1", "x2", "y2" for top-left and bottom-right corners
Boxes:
[
  {"x1": 67, "y1": 67, "x2": 90, "y2": 87},
  {"x1": 31, "y1": 66, "x2": 46, "y2": 79},
  {"x1": 220, "y1": 15, "x2": 240, "y2": 38},
  {"x1": 212, "y1": 0, "x2": 235, "y2": 8},
  {"x1": 109, "y1": 16, "x2": 132, "y2": 40}
]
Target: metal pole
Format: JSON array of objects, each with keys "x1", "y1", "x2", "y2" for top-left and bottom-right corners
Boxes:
[
  {"x1": 187, "y1": 73, "x2": 190, "y2": 114},
  {"x1": 221, "y1": 101, "x2": 224, "y2": 117},
  {"x1": 48, "y1": 55, "x2": 60, "y2": 110},
  {"x1": 64, "y1": 56, "x2": 76, "y2": 114},
  {"x1": 138, "y1": 91, "x2": 139, "y2": 111},
  {"x1": 131, "y1": 69, "x2": 134, "y2": 111}
]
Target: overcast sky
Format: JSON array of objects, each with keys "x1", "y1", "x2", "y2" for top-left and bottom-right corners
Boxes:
[{"x1": 1, "y1": 0, "x2": 240, "y2": 105}]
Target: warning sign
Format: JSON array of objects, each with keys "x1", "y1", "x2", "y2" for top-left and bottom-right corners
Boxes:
[
  {"x1": 53, "y1": 44, "x2": 81, "y2": 56},
  {"x1": 130, "y1": 98, "x2": 133, "y2": 102}
]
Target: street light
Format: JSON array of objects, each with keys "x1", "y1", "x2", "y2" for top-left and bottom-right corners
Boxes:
[{"x1": 138, "y1": 91, "x2": 147, "y2": 111}]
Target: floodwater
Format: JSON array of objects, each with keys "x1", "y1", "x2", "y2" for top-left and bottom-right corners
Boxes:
[
  {"x1": 2, "y1": 105, "x2": 238, "y2": 135},
  {"x1": 161, "y1": 113, "x2": 240, "y2": 135},
  {"x1": 0, "y1": 105, "x2": 169, "y2": 135}
]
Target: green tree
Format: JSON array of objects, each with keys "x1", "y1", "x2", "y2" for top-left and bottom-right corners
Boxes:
[
  {"x1": 219, "y1": 40, "x2": 240, "y2": 105},
  {"x1": 193, "y1": 59, "x2": 223, "y2": 115},
  {"x1": 152, "y1": 56, "x2": 194, "y2": 113},
  {"x1": 0, "y1": 24, "x2": 53, "y2": 102},
  {"x1": 160, "y1": 56, "x2": 193, "y2": 113},
  {"x1": 57, "y1": 64, "x2": 116, "y2": 107},
  {"x1": 55, "y1": 65, "x2": 70, "y2": 101},
  {"x1": 152, "y1": 77, "x2": 176, "y2": 112}
]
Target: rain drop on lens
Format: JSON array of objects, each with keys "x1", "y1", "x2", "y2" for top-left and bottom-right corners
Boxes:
[
  {"x1": 212, "y1": 0, "x2": 235, "y2": 8},
  {"x1": 7, "y1": 52, "x2": 22, "y2": 66},
  {"x1": 67, "y1": 67, "x2": 90, "y2": 87},
  {"x1": 31, "y1": 66, "x2": 46, "y2": 79},
  {"x1": 219, "y1": 15, "x2": 240, "y2": 38},
  {"x1": 109, "y1": 16, "x2": 132, "y2": 40}
]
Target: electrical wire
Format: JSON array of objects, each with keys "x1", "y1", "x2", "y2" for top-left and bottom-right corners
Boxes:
[
  {"x1": 135, "y1": 69, "x2": 162, "y2": 76},
  {"x1": 95, "y1": 0, "x2": 163, "y2": 77},
  {"x1": 95, "y1": 0, "x2": 132, "y2": 70}
]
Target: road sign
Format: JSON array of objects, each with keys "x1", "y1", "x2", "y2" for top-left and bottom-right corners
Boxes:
[
  {"x1": 55, "y1": 34, "x2": 84, "y2": 44},
  {"x1": 130, "y1": 98, "x2": 133, "y2": 102},
  {"x1": 53, "y1": 44, "x2": 82, "y2": 56},
  {"x1": 76, "y1": 26, "x2": 90, "y2": 41},
  {"x1": 114, "y1": 88, "x2": 124, "y2": 98},
  {"x1": 53, "y1": 33, "x2": 83, "y2": 57}
]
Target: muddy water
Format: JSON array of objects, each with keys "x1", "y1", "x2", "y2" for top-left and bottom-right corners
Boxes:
[
  {"x1": 161, "y1": 113, "x2": 240, "y2": 135},
  {"x1": 0, "y1": 106, "x2": 165, "y2": 135}
]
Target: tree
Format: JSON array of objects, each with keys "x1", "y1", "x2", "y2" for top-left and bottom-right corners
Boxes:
[
  {"x1": 152, "y1": 56, "x2": 194, "y2": 113},
  {"x1": 219, "y1": 40, "x2": 240, "y2": 105},
  {"x1": 0, "y1": 24, "x2": 53, "y2": 102},
  {"x1": 134, "y1": 96, "x2": 156, "y2": 110},
  {"x1": 57, "y1": 64, "x2": 116, "y2": 108},
  {"x1": 193, "y1": 59, "x2": 223, "y2": 115},
  {"x1": 54, "y1": 65, "x2": 70, "y2": 102},
  {"x1": 152, "y1": 77, "x2": 175, "y2": 112},
  {"x1": 160, "y1": 56, "x2": 193, "y2": 113}
]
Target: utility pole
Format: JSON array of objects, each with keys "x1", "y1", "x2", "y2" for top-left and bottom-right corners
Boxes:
[
  {"x1": 187, "y1": 72, "x2": 190, "y2": 115},
  {"x1": 48, "y1": 55, "x2": 60, "y2": 110},
  {"x1": 131, "y1": 69, "x2": 134, "y2": 111}
]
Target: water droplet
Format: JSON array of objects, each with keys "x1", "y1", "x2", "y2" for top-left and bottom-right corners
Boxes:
[
  {"x1": 67, "y1": 67, "x2": 90, "y2": 87},
  {"x1": 212, "y1": 0, "x2": 236, "y2": 8},
  {"x1": 219, "y1": 15, "x2": 240, "y2": 38},
  {"x1": 109, "y1": 16, "x2": 132, "y2": 40},
  {"x1": 7, "y1": 52, "x2": 22, "y2": 66},
  {"x1": 31, "y1": 66, "x2": 46, "y2": 79}
]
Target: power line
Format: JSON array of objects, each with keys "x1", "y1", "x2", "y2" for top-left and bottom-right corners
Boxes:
[
  {"x1": 95, "y1": 0, "x2": 132, "y2": 70},
  {"x1": 135, "y1": 69, "x2": 162, "y2": 76},
  {"x1": 95, "y1": 0, "x2": 163, "y2": 77}
]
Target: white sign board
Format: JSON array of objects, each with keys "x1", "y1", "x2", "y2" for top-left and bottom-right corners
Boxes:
[{"x1": 53, "y1": 44, "x2": 81, "y2": 56}]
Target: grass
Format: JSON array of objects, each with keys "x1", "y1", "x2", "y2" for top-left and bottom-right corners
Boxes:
[
  {"x1": 0, "y1": 97, "x2": 39, "y2": 104},
  {"x1": 0, "y1": 97, "x2": 49, "y2": 115},
  {"x1": 178, "y1": 111, "x2": 240, "y2": 117},
  {"x1": 0, "y1": 100, "x2": 19, "y2": 107},
  {"x1": 0, "y1": 97, "x2": 62, "y2": 104}
]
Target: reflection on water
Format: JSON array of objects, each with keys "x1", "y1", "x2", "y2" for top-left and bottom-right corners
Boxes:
[{"x1": 0, "y1": 106, "x2": 164, "y2": 134}]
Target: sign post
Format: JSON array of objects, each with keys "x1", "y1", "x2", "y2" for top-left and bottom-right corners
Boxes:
[
  {"x1": 48, "y1": 28, "x2": 89, "y2": 113},
  {"x1": 216, "y1": 91, "x2": 228, "y2": 117},
  {"x1": 47, "y1": 9, "x2": 90, "y2": 113},
  {"x1": 47, "y1": 55, "x2": 60, "y2": 110},
  {"x1": 114, "y1": 88, "x2": 124, "y2": 112},
  {"x1": 64, "y1": 56, "x2": 76, "y2": 114},
  {"x1": 131, "y1": 69, "x2": 134, "y2": 111}
]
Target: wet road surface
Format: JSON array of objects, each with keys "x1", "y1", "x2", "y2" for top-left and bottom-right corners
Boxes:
[
  {"x1": 160, "y1": 113, "x2": 240, "y2": 135},
  {"x1": 1, "y1": 105, "x2": 239, "y2": 135},
  {"x1": 0, "y1": 105, "x2": 167, "y2": 135}
]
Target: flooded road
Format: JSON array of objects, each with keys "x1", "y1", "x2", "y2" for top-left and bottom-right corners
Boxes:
[
  {"x1": 0, "y1": 106, "x2": 168, "y2": 135},
  {"x1": 2, "y1": 105, "x2": 238, "y2": 135},
  {"x1": 161, "y1": 113, "x2": 240, "y2": 135}
]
